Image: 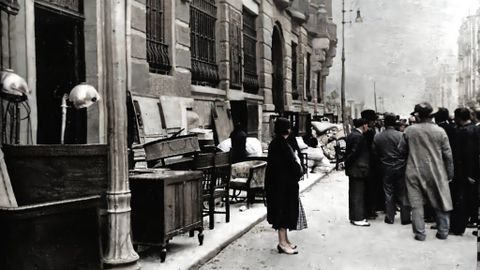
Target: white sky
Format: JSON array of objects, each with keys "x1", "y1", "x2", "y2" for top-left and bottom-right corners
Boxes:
[{"x1": 327, "y1": 0, "x2": 479, "y2": 116}]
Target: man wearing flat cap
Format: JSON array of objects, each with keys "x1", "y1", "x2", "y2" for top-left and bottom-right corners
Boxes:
[
  {"x1": 402, "y1": 102, "x2": 453, "y2": 241},
  {"x1": 361, "y1": 109, "x2": 383, "y2": 218}
]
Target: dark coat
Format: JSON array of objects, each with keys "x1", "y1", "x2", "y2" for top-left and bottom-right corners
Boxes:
[
  {"x1": 345, "y1": 129, "x2": 370, "y2": 178},
  {"x1": 372, "y1": 127, "x2": 407, "y2": 171},
  {"x1": 265, "y1": 135, "x2": 303, "y2": 230},
  {"x1": 230, "y1": 128, "x2": 248, "y2": 163},
  {"x1": 452, "y1": 123, "x2": 480, "y2": 183},
  {"x1": 373, "y1": 127, "x2": 409, "y2": 205},
  {"x1": 438, "y1": 121, "x2": 455, "y2": 149}
]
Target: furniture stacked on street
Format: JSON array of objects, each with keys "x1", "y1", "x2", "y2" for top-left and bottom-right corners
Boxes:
[
  {"x1": 230, "y1": 159, "x2": 267, "y2": 208},
  {"x1": 129, "y1": 169, "x2": 204, "y2": 262},
  {"x1": 127, "y1": 93, "x2": 239, "y2": 262},
  {"x1": 194, "y1": 151, "x2": 231, "y2": 230},
  {"x1": 1, "y1": 144, "x2": 106, "y2": 270}
]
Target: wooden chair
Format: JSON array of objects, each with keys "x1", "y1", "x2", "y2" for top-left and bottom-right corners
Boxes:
[
  {"x1": 230, "y1": 160, "x2": 267, "y2": 208},
  {"x1": 194, "y1": 152, "x2": 231, "y2": 230}
]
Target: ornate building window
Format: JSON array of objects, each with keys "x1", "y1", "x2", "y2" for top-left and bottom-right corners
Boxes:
[
  {"x1": 190, "y1": 0, "x2": 218, "y2": 87},
  {"x1": 146, "y1": 0, "x2": 171, "y2": 74},
  {"x1": 242, "y1": 8, "x2": 258, "y2": 93},
  {"x1": 305, "y1": 52, "x2": 312, "y2": 101},
  {"x1": 230, "y1": 10, "x2": 242, "y2": 89},
  {"x1": 291, "y1": 42, "x2": 298, "y2": 99}
]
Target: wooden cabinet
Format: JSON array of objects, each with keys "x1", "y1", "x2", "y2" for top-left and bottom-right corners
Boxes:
[{"x1": 129, "y1": 169, "x2": 204, "y2": 262}]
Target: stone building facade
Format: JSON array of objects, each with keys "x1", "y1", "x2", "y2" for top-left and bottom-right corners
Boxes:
[{"x1": 2, "y1": 0, "x2": 337, "y2": 145}]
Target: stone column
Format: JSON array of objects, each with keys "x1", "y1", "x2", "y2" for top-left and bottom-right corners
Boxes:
[
  {"x1": 259, "y1": 0, "x2": 275, "y2": 144},
  {"x1": 218, "y1": 0, "x2": 230, "y2": 90},
  {"x1": 258, "y1": 0, "x2": 275, "y2": 108},
  {"x1": 102, "y1": 0, "x2": 139, "y2": 269}
]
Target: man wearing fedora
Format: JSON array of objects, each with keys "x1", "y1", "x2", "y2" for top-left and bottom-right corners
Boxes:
[
  {"x1": 402, "y1": 102, "x2": 453, "y2": 241},
  {"x1": 345, "y1": 118, "x2": 371, "y2": 226}
]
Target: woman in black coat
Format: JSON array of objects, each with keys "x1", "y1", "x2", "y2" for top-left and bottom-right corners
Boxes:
[{"x1": 265, "y1": 118, "x2": 304, "y2": 255}]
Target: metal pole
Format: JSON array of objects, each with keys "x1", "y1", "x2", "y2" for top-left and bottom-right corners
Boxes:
[
  {"x1": 341, "y1": 0, "x2": 348, "y2": 133},
  {"x1": 373, "y1": 81, "x2": 377, "y2": 112}
]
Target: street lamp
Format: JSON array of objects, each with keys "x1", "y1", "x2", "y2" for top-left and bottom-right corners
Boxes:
[{"x1": 341, "y1": 1, "x2": 362, "y2": 134}]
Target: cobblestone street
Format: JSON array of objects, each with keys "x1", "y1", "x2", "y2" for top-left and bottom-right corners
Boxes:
[{"x1": 200, "y1": 171, "x2": 477, "y2": 270}]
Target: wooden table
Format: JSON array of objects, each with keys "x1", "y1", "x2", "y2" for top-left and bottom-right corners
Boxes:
[{"x1": 129, "y1": 169, "x2": 204, "y2": 262}]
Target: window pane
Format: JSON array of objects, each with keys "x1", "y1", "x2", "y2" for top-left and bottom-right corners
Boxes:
[
  {"x1": 190, "y1": 0, "x2": 219, "y2": 87},
  {"x1": 242, "y1": 8, "x2": 258, "y2": 94},
  {"x1": 146, "y1": 0, "x2": 171, "y2": 74}
]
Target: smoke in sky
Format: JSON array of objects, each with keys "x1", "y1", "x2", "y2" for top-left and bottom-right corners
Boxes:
[{"x1": 327, "y1": 0, "x2": 479, "y2": 116}]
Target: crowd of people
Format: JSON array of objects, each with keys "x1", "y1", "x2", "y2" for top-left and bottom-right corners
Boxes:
[
  {"x1": 261, "y1": 102, "x2": 479, "y2": 255},
  {"x1": 345, "y1": 102, "x2": 480, "y2": 241}
]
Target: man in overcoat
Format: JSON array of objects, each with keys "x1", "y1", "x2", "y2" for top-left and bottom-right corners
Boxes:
[
  {"x1": 345, "y1": 118, "x2": 370, "y2": 226},
  {"x1": 361, "y1": 109, "x2": 383, "y2": 218},
  {"x1": 373, "y1": 113, "x2": 410, "y2": 225},
  {"x1": 450, "y1": 108, "x2": 480, "y2": 235},
  {"x1": 403, "y1": 102, "x2": 453, "y2": 241}
]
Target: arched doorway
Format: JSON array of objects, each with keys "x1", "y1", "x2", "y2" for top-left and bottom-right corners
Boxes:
[{"x1": 271, "y1": 25, "x2": 284, "y2": 114}]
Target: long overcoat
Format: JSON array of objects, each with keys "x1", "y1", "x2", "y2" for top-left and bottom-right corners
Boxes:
[
  {"x1": 265, "y1": 135, "x2": 303, "y2": 230},
  {"x1": 403, "y1": 122, "x2": 453, "y2": 211}
]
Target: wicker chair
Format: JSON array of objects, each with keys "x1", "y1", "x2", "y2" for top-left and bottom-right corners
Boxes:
[
  {"x1": 194, "y1": 152, "x2": 231, "y2": 230},
  {"x1": 230, "y1": 160, "x2": 267, "y2": 208}
]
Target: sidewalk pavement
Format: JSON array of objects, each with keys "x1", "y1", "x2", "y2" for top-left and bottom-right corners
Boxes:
[{"x1": 139, "y1": 166, "x2": 335, "y2": 270}]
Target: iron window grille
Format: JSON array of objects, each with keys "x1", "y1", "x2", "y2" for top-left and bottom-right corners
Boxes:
[
  {"x1": 305, "y1": 52, "x2": 312, "y2": 101},
  {"x1": 146, "y1": 0, "x2": 171, "y2": 74},
  {"x1": 242, "y1": 9, "x2": 258, "y2": 94},
  {"x1": 190, "y1": 0, "x2": 219, "y2": 87},
  {"x1": 291, "y1": 42, "x2": 298, "y2": 99}
]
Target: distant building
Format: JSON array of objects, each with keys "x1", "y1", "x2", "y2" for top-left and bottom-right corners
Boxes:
[
  {"x1": 424, "y1": 59, "x2": 457, "y2": 112},
  {"x1": 458, "y1": 12, "x2": 480, "y2": 107}
]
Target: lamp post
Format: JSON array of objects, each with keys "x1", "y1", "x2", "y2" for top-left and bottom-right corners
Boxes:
[{"x1": 340, "y1": 1, "x2": 362, "y2": 134}]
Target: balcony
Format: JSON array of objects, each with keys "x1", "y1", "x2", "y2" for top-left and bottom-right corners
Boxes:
[
  {"x1": 306, "y1": 4, "x2": 329, "y2": 38},
  {"x1": 273, "y1": 0, "x2": 293, "y2": 9},
  {"x1": 287, "y1": 0, "x2": 309, "y2": 24},
  {"x1": 327, "y1": 21, "x2": 337, "y2": 44}
]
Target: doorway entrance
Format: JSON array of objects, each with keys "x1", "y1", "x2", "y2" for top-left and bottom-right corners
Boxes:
[
  {"x1": 35, "y1": 4, "x2": 86, "y2": 144},
  {"x1": 271, "y1": 25, "x2": 284, "y2": 114}
]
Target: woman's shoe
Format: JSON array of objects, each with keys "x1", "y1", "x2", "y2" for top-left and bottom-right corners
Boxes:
[
  {"x1": 277, "y1": 244, "x2": 298, "y2": 255},
  {"x1": 289, "y1": 244, "x2": 297, "y2": 249}
]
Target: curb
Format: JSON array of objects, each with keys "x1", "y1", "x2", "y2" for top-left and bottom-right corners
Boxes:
[{"x1": 190, "y1": 167, "x2": 336, "y2": 270}]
